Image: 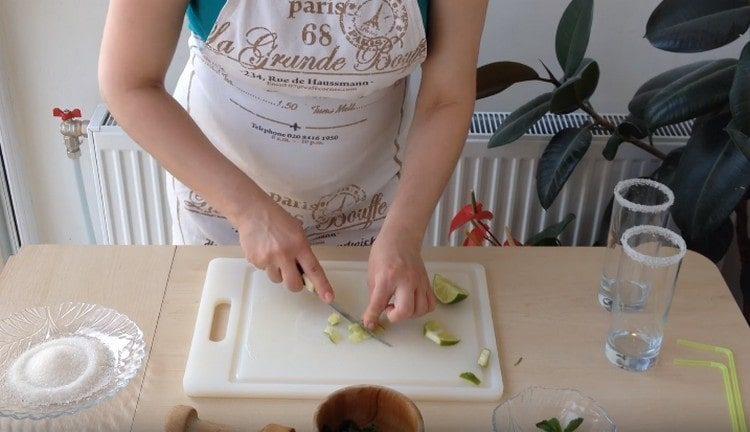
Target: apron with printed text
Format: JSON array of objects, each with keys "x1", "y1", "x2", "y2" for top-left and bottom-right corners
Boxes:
[{"x1": 168, "y1": 0, "x2": 428, "y2": 246}]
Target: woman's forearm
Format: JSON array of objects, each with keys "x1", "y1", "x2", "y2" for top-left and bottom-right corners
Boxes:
[
  {"x1": 382, "y1": 99, "x2": 475, "y2": 245},
  {"x1": 103, "y1": 85, "x2": 268, "y2": 224}
]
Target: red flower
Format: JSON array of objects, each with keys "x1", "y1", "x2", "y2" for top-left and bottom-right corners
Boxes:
[
  {"x1": 463, "y1": 226, "x2": 487, "y2": 246},
  {"x1": 450, "y1": 202, "x2": 494, "y2": 235}
]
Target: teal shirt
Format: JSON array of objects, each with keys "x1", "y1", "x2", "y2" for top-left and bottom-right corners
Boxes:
[{"x1": 187, "y1": 0, "x2": 430, "y2": 41}]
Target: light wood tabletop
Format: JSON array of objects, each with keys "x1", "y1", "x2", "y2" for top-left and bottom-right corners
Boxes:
[{"x1": 0, "y1": 245, "x2": 748, "y2": 431}]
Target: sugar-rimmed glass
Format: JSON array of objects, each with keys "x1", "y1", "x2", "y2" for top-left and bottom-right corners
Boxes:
[
  {"x1": 599, "y1": 178, "x2": 674, "y2": 310},
  {"x1": 604, "y1": 225, "x2": 686, "y2": 372}
]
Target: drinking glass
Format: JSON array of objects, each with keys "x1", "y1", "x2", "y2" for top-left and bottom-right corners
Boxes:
[
  {"x1": 604, "y1": 225, "x2": 686, "y2": 372},
  {"x1": 599, "y1": 178, "x2": 674, "y2": 310}
]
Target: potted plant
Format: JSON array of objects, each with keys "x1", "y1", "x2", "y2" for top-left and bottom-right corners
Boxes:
[{"x1": 475, "y1": 0, "x2": 750, "y2": 318}]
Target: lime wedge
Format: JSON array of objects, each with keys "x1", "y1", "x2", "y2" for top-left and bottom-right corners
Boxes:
[
  {"x1": 324, "y1": 326, "x2": 341, "y2": 344},
  {"x1": 423, "y1": 320, "x2": 461, "y2": 346},
  {"x1": 426, "y1": 331, "x2": 461, "y2": 346},
  {"x1": 460, "y1": 372, "x2": 481, "y2": 386},
  {"x1": 478, "y1": 348, "x2": 491, "y2": 368},
  {"x1": 327, "y1": 313, "x2": 342, "y2": 326},
  {"x1": 433, "y1": 274, "x2": 469, "y2": 305},
  {"x1": 423, "y1": 320, "x2": 443, "y2": 335}
]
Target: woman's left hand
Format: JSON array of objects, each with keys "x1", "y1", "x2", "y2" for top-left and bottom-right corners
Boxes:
[{"x1": 363, "y1": 229, "x2": 436, "y2": 329}]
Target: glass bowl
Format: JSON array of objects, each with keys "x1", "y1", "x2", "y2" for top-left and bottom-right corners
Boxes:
[
  {"x1": 0, "y1": 302, "x2": 146, "y2": 420},
  {"x1": 493, "y1": 387, "x2": 616, "y2": 432}
]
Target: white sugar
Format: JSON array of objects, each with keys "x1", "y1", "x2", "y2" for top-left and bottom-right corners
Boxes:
[{"x1": 3, "y1": 336, "x2": 115, "y2": 406}]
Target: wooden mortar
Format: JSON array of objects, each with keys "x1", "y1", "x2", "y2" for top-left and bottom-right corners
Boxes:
[{"x1": 314, "y1": 385, "x2": 424, "y2": 432}]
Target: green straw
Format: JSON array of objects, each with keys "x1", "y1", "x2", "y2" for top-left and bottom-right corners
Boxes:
[
  {"x1": 676, "y1": 339, "x2": 747, "y2": 432},
  {"x1": 674, "y1": 359, "x2": 738, "y2": 432}
]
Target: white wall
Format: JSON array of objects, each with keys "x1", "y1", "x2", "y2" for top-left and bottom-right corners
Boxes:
[
  {"x1": 0, "y1": 0, "x2": 747, "y2": 244},
  {"x1": 477, "y1": 0, "x2": 746, "y2": 113},
  {"x1": 0, "y1": 0, "x2": 190, "y2": 244}
]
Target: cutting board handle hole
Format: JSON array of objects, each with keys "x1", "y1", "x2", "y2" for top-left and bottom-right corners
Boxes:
[{"x1": 209, "y1": 301, "x2": 231, "y2": 342}]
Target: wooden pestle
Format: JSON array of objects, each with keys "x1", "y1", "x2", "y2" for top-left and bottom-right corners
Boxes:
[{"x1": 165, "y1": 405, "x2": 295, "y2": 432}]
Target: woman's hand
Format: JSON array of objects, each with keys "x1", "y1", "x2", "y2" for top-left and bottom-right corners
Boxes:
[
  {"x1": 363, "y1": 229, "x2": 436, "y2": 329},
  {"x1": 235, "y1": 199, "x2": 334, "y2": 303}
]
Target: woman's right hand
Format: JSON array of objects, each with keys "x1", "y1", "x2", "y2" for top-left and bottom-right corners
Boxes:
[{"x1": 234, "y1": 199, "x2": 335, "y2": 303}]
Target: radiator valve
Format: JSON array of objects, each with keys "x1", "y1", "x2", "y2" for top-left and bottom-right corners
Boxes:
[{"x1": 53, "y1": 107, "x2": 89, "y2": 159}]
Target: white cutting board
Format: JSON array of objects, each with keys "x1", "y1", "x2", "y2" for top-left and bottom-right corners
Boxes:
[{"x1": 184, "y1": 259, "x2": 502, "y2": 401}]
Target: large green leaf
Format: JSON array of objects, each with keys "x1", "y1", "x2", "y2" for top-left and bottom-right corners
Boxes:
[
  {"x1": 628, "y1": 60, "x2": 714, "y2": 119},
  {"x1": 616, "y1": 116, "x2": 649, "y2": 139},
  {"x1": 685, "y1": 218, "x2": 735, "y2": 263},
  {"x1": 556, "y1": 0, "x2": 594, "y2": 77},
  {"x1": 593, "y1": 197, "x2": 613, "y2": 246},
  {"x1": 730, "y1": 42, "x2": 750, "y2": 134},
  {"x1": 672, "y1": 111, "x2": 750, "y2": 240},
  {"x1": 651, "y1": 147, "x2": 685, "y2": 188},
  {"x1": 602, "y1": 133, "x2": 624, "y2": 161},
  {"x1": 728, "y1": 123, "x2": 750, "y2": 160},
  {"x1": 644, "y1": 58, "x2": 737, "y2": 128},
  {"x1": 537, "y1": 126, "x2": 593, "y2": 209},
  {"x1": 526, "y1": 213, "x2": 576, "y2": 246},
  {"x1": 476, "y1": 62, "x2": 541, "y2": 100},
  {"x1": 489, "y1": 93, "x2": 552, "y2": 148},
  {"x1": 550, "y1": 59, "x2": 600, "y2": 114},
  {"x1": 646, "y1": 0, "x2": 750, "y2": 53}
]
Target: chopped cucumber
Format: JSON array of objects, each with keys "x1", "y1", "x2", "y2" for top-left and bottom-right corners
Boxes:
[
  {"x1": 328, "y1": 313, "x2": 342, "y2": 326},
  {"x1": 460, "y1": 372, "x2": 481, "y2": 386},
  {"x1": 433, "y1": 274, "x2": 469, "y2": 305},
  {"x1": 324, "y1": 326, "x2": 341, "y2": 344},
  {"x1": 478, "y1": 348, "x2": 491, "y2": 368},
  {"x1": 423, "y1": 320, "x2": 461, "y2": 346}
]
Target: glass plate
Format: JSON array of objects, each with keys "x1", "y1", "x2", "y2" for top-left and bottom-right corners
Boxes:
[
  {"x1": 0, "y1": 302, "x2": 145, "y2": 420},
  {"x1": 493, "y1": 387, "x2": 617, "y2": 432}
]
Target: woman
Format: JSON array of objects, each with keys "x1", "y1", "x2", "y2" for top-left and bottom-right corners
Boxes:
[{"x1": 100, "y1": 0, "x2": 487, "y2": 329}]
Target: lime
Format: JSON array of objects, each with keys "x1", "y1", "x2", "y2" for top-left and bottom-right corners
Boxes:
[
  {"x1": 327, "y1": 313, "x2": 341, "y2": 326},
  {"x1": 477, "y1": 348, "x2": 491, "y2": 368},
  {"x1": 423, "y1": 320, "x2": 443, "y2": 335},
  {"x1": 423, "y1": 320, "x2": 461, "y2": 346},
  {"x1": 303, "y1": 275, "x2": 316, "y2": 293},
  {"x1": 324, "y1": 326, "x2": 341, "y2": 344},
  {"x1": 433, "y1": 274, "x2": 469, "y2": 305},
  {"x1": 347, "y1": 323, "x2": 370, "y2": 343},
  {"x1": 459, "y1": 372, "x2": 481, "y2": 386},
  {"x1": 426, "y1": 331, "x2": 461, "y2": 346}
]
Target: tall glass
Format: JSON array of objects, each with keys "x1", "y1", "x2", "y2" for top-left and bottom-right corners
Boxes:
[
  {"x1": 599, "y1": 179, "x2": 674, "y2": 310},
  {"x1": 604, "y1": 225, "x2": 686, "y2": 372}
]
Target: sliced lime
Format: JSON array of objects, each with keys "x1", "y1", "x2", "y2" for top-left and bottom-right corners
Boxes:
[
  {"x1": 423, "y1": 320, "x2": 461, "y2": 346},
  {"x1": 433, "y1": 274, "x2": 469, "y2": 305},
  {"x1": 460, "y1": 372, "x2": 481, "y2": 386},
  {"x1": 324, "y1": 326, "x2": 341, "y2": 344},
  {"x1": 303, "y1": 275, "x2": 316, "y2": 293},
  {"x1": 327, "y1": 313, "x2": 342, "y2": 326},
  {"x1": 477, "y1": 348, "x2": 491, "y2": 368},
  {"x1": 347, "y1": 323, "x2": 371, "y2": 343},
  {"x1": 423, "y1": 320, "x2": 443, "y2": 335}
]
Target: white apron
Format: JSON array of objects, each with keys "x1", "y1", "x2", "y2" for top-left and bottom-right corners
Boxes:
[{"x1": 168, "y1": 0, "x2": 428, "y2": 246}]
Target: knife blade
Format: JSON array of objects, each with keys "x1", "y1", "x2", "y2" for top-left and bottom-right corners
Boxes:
[
  {"x1": 297, "y1": 262, "x2": 392, "y2": 347},
  {"x1": 326, "y1": 301, "x2": 393, "y2": 348}
]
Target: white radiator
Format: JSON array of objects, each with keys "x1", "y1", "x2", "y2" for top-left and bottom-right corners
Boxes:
[{"x1": 85, "y1": 104, "x2": 689, "y2": 247}]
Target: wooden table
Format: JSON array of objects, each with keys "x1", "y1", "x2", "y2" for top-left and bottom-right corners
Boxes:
[{"x1": 0, "y1": 245, "x2": 748, "y2": 431}]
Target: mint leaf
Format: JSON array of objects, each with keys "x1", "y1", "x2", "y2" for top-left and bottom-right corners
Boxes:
[
  {"x1": 564, "y1": 418, "x2": 584, "y2": 432},
  {"x1": 535, "y1": 420, "x2": 558, "y2": 432},
  {"x1": 548, "y1": 418, "x2": 563, "y2": 432}
]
